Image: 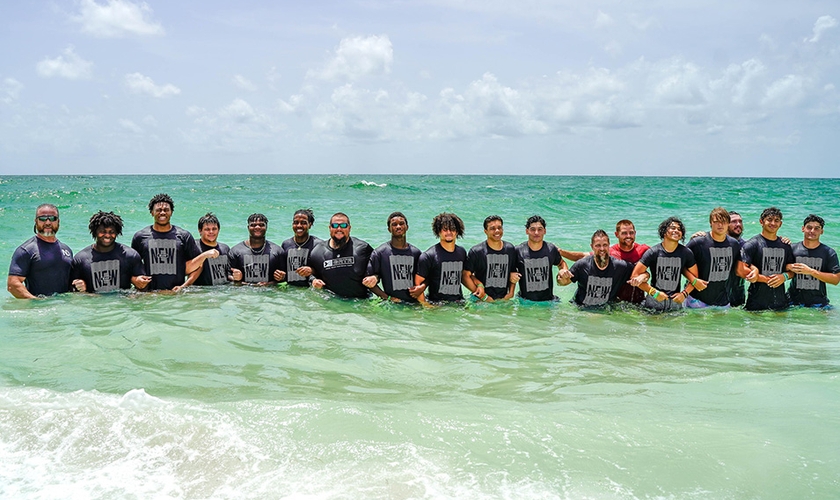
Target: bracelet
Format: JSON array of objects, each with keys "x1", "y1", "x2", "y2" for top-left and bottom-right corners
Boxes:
[
  {"x1": 681, "y1": 290, "x2": 689, "y2": 298},
  {"x1": 691, "y1": 278, "x2": 697, "y2": 287},
  {"x1": 783, "y1": 273, "x2": 790, "y2": 282},
  {"x1": 648, "y1": 287, "x2": 658, "y2": 296},
  {"x1": 476, "y1": 283, "x2": 484, "y2": 288}
]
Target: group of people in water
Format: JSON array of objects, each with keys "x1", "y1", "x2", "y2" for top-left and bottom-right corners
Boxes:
[{"x1": 8, "y1": 193, "x2": 840, "y2": 311}]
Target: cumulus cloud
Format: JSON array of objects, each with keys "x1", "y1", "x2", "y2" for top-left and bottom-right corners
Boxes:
[
  {"x1": 36, "y1": 46, "x2": 93, "y2": 80},
  {"x1": 805, "y1": 15, "x2": 837, "y2": 43},
  {"x1": 118, "y1": 118, "x2": 143, "y2": 133},
  {"x1": 2, "y1": 78, "x2": 24, "y2": 104},
  {"x1": 233, "y1": 75, "x2": 257, "y2": 91},
  {"x1": 72, "y1": 0, "x2": 164, "y2": 38},
  {"x1": 124, "y1": 73, "x2": 180, "y2": 97},
  {"x1": 308, "y1": 35, "x2": 394, "y2": 81},
  {"x1": 594, "y1": 10, "x2": 614, "y2": 29},
  {"x1": 182, "y1": 98, "x2": 285, "y2": 152}
]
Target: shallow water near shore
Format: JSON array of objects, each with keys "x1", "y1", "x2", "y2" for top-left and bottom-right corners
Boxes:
[{"x1": 1, "y1": 175, "x2": 839, "y2": 498}]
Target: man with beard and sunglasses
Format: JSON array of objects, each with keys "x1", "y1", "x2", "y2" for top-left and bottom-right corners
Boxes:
[
  {"x1": 560, "y1": 229, "x2": 631, "y2": 307},
  {"x1": 310, "y1": 212, "x2": 374, "y2": 299},
  {"x1": 8, "y1": 204, "x2": 74, "y2": 298}
]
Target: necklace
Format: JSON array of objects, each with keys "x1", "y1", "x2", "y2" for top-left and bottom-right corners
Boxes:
[
  {"x1": 249, "y1": 240, "x2": 267, "y2": 254},
  {"x1": 295, "y1": 235, "x2": 310, "y2": 250}
]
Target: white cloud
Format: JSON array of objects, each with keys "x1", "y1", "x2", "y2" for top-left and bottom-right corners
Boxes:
[
  {"x1": 762, "y1": 74, "x2": 809, "y2": 107},
  {"x1": 2, "y1": 78, "x2": 24, "y2": 104},
  {"x1": 233, "y1": 75, "x2": 257, "y2": 91},
  {"x1": 36, "y1": 46, "x2": 93, "y2": 80},
  {"x1": 182, "y1": 98, "x2": 285, "y2": 152},
  {"x1": 118, "y1": 118, "x2": 143, "y2": 133},
  {"x1": 72, "y1": 0, "x2": 164, "y2": 38},
  {"x1": 805, "y1": 15, "x2": 837, "y2": 43},
  {"x1": 308, "y1": 35, "x2": 394, "y2": 81},
  {"x1": 124, "y1": 73, "x2": 180, "y2": 98},
  {"x1": 594, "y1": 10, "x2": 614, "y2": 29}
]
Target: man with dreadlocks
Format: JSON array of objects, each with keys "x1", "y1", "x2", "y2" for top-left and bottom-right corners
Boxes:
[
  {"x1": 415, "y1": 212, "x2": 470, "y2": 304},
  {"x1": 131, "y1": 193, "x2": 201, "y2": 291},
  {"x1": 229, "y1": 213, "x2": 285, "y2": 286},
  {"x1": 72, "y1": 211, "x2": 147, "y2": 293}
]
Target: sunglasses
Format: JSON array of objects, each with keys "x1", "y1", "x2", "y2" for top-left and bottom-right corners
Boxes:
[
  {"x1": 330, "y1": 222, "x2": 349, "y2": 229},
  {"x1": 37, "y1": 215, "x2": 58, "y2": 222}
]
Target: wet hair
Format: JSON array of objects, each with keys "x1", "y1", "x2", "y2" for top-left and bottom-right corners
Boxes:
[
  {"x1": 248, "y1": 213, "x2": 268, "y2": 224},
  {"x1": 615, "y1": 219, "x2": 634, "y2": 232},
  {"x1": 591, "y1": 229, "x2": 609, "y2": 245},
  {"x1": 760, "y1": 207, "x2": 783, "y2": 221},
  {"x1": 803, "y1": 214, "x2": 825, "y2": 228},
  {"x1": 331, "y1": 212, "x2": 350, "y2": 225},
  {"x1": 709, "y1": 207, "x2": 730, "y2": 224},
  {"x1": 658, "y1": 216, "x2": 686, "y2": 241},
  {"x1": 294, "y1": 208, "x2": 315, "y2": 225},
  {"x1": 387, "y1": 211, "x2": 408, "y2": 228},
  {"x1": 88, "y1": 211, "x2": 124, "y2": 238},
  {"x1": 432, "y1": 212, "x2": 465, "y2": 238},
  {"x1": 728, "y1": 211, "x2": 741, "y2": 218},
  {"x1": 148, "y1": 193, "x2": 174, "y2": 213},
  {"x1": 525, "y1": 215, "x2": 546, "y2": 229},
  {"x1": 483, "y1": 215, "x2": 503, "y2": 230},
  {"x1": 198, "y1": 212, "x2": 220, "y2": 231}
]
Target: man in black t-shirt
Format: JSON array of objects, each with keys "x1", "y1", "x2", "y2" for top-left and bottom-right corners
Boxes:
[
  {"x1": 685, "y1": 207, "x2": 748, "y2": 308},
  {"x1": 276, "y1": 209, "x2": 323, "y2": 287},
  {"x1": 190, "y1": 213, "x2": 237, "y2": 286},
  {"x1": 229, "y1": 213, "x2": 285, "y2": 286},
  {"x1": 310, "y1": 212, "x2": 374, "y2": 298},
  {"x1": 515, "y1": 215, "x2": 571, "y2": 302},
  {"x1": 416, "y1": 212, "x2": 469, "y2": 304},
  {"x1": 632, "y1": 216, "x2": 699, "y2": 312},
  {"x1": 742, "y1": 207, "x2": 795, "y2": 311},
  {"x1": 464, "y1": 215, "x2": 520, "y2": 301},
  {"x1": 131, "y1": 193, "x2": 201, "y2": 292},
  {"x1": 8, "y1": 204, "x2": 74, "y2": 299},
  {"x1": 72, "y1": 211, "x2": 145, "y2": 293},
  {"x1": 789, "y1": 214, "x2": 840, "y2": 307},
  {"x1": 561, "y1": 229, "x2": 631, "y2": 307},
  {"x1": 363, "y1": 212, "x2": 422, "y2": 302}
]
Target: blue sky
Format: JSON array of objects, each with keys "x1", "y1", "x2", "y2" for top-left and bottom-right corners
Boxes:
[{"x1": 1, "y1": 1, "x2": 838, "y2": 176}]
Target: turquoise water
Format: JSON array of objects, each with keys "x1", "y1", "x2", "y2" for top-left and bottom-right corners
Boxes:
[{"x1": 1, "y1": 175, "x2": 839, "y2": 499}]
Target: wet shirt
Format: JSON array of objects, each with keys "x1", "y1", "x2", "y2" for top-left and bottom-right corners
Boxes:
[
  {"x1": 418, "y1": 243, "x2": 468, "y2": 302},
  {"x1": 639, "y1": 243, "x2": 696, "y2": 295},
  {"x1": 742, "y1": 235, "x2": 794, "y2": 311},
  {"x1": 229, "y1": 240, "x2": 284, "y2": 284},
  {"x1": 790, "y1": 242, "x2": 839, "y2": 306},
  {"x1": 310, "y1": 237, "x2": 373, "y2": 299},
  {"x1": 609, "y1": 243, "x2": 650, "y2": 303},
  {"x1": 726, "y1": 237, "x2": 747, "y2": 307},
  {"x1": 569, "y1": 255, "x2": 631, "y2": 307},
  {"x1": 71, "y1": 243, "x2": 143, "y2": 292},
  {"x1": 686, "y1": 234, "x2": 742, "y2": 306},
  {"x1": 281, "y1": 236, "x2": 323, "y2": 287},
  {"x1": 195, "y1": 241, "x2": 232, "y2": 286},
  {"x1": 8, "y1": 236, "x2": 73, "y2": 296},
  {"x1": 131, "y1": 226, "x2": 200, "y2": 291},
  {"x1": 466, "y1": 241, "x2": 518, "y2": 300},
  {"x1": 516, "y1": 241, "x2": 561, "y2": 302},
  {"x1": 367, "y1": 242, "x2": 422, "y2": 302}
]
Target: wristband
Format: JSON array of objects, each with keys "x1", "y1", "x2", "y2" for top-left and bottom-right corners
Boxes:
[
  {"x1": 476, "y1": 283, "x2": 484, "y2": 288},
  {"x1": 652, "y1": 291, "x2": 660, "y2": 299},
  {"x1": 691, "y1": 278, "x2": 697, "y2": 287},
  {"x1": 648, "y1": 287, "x2": 657, "y2": 296}
]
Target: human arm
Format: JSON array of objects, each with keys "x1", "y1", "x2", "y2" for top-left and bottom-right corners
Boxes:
[
  {"x1": 555, "y1": 258, "x2": 572, "y2": 285},
  {"x1": 132, "y1": 275, "x2": 152, "y2": 290},
  {"x1": 559, "y1": 248, "x2": 589, "y2": 262},
  {"x1": 789, "y1": 262, "x2": 840, "y2": 286},
  {"x1": 186, "y1": 248, "x2": 218, "y2": 275},
  {"x1": 631, "y1": 262, "x2": 666, "y2": 302},
  {"x1": 7, "y1": 275, "x2": 36, "y2": 299},
  {"x1": 463, "y1": 271, "x2": 489, "y2": 301},
  {"x1": 413, "y1": 273, "x2": 429, "y2": 305}
]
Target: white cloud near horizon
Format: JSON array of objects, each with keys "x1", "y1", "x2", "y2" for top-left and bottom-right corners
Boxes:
[
  {"x1": 72, "y1": 0, "x2": 165, "y2": 38},
  {"x1": 308, "y1": 35, "x2": 394, "y2": 81},
  {"x1": 36, "y1": 46, "x2": 93, "y2": 80},
  {"x1": 124, "y1": 73, "x2": 180, "y2": 97}
]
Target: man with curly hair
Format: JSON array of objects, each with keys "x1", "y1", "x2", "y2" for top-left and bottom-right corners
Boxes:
[
  {"x1": 131, "y1": 193, "x2": 201, "y2": 291},
  {"x1": 415, "y1": 212, "x2": 470, "y2": 304},
  {"x1": 72, "y1": 211, "x2": 147, "y2": 293}
]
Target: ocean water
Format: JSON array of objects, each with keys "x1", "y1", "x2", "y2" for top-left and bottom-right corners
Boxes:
[{"x1": 1, "y1": 175, "x2": 839, "y2": 499}]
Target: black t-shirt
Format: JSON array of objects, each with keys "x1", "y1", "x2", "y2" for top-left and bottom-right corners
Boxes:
[
  {"x1": 8, "y1": 236, "x2": 73, "y2": 296},
  {"x1": 281, "y1": 236, "x2": 323, "y2": 287},
  {"x1": 639, "y1": 243, "x2": 696, "y2": 295},
  {"x1": 418, "y1": 243, "x2": 468, "y2": 302},
  {"x1": 569, "y1": 255, "x2": 631, "y2": 307},
  {"x1": 466, "y1": 241, "x2": 518, "y2": 300},
  {"x1": 310, "y1": 237, "x2": 373, "y2": 298},
  {"x1": 726, "y1": 237, "x2": 747, "y2": 307},
  {"x1": 229, "y1": 240, "x2": 284, "y2": 284},
  {"x1": 516, "y1": 241, "x2": 561, "y2": 301},
  {"x1": 686, "y1": 234, "x2": 742, "y2": 306},
  {"x1": 71, "y1": 243, "x2": 143, "y2": 292},
  {"x1": 742, "y1": 234, "x2": 795, "y2": 311},
  {"x1": 790, "y1": 242, "x2": 840, "y2": 306},
  {"x1": 367, "y1": 242, "x2": 422, "y2": 302},
  {"x1": 195, "y1": 241, "x2": 232, "y2": 286},
  {"x1": 131, "y1": 225, "x2": 200, "y2": 291}
]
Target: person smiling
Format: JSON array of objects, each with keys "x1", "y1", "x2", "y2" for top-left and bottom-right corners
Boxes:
[
  {"x1": 7, "y1": 204, "x2": 74, "y2": 299},
  {"x1": 309, "y1": 212, "x2": 374, "y2": 298},
  {"x1": 71, "y1": 211, "x2": 147, "y2": 293}
]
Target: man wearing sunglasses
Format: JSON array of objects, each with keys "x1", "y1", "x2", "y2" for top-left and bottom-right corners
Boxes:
[
  {"x1": 309, "y1": 212, "x2": 374, "y2": 298},
  {"x1": 8, "y1": 204, "x2": 74, "y2": 298}
]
